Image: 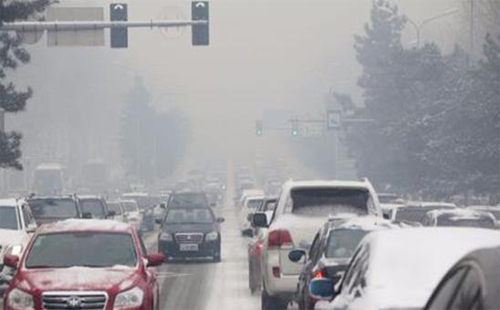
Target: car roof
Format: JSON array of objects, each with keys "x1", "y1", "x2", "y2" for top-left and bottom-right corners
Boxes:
[
  {"x1": 0, "y1": 198, "x2": 22, "y2": 207},
  {"x1": 36, "y1": 219, "x2": 133, "y2": 234},
  {"x1": 284, "y1": 179, "x2": 372, "y2": 191},
  {"x1": 28, "y1": 196, "x2": 76, "y2": 201},
  {"x1": 330, "y1": 216, "x2": 404, "y2": 231},
  {"x1": 361, "y1": 228, "x2": 500, "y2": 307},
  {"x1": 405, "y1": 202, "x2": 457, "y2": 208},
  {"x1": 77, "y1": 195, "x2": 103, "y2": 200}
]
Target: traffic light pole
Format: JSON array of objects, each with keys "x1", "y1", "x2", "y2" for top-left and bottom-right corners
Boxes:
[{"x1": 0, "y1": 20, "x2": 207, "y2": 31}]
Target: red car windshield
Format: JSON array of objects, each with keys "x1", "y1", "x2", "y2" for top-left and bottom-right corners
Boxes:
[{"x1": 25, "y1": 232, "x2": 137, "y2": 268}]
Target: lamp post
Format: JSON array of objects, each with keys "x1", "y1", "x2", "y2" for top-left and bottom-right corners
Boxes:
[{"x1": 406, "y1": 8, "x2": 458, "y2": 47}]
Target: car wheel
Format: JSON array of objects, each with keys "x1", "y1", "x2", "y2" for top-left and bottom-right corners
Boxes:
[{"x1": 261, "y1": 286, "x2": 287, "y2": 310}]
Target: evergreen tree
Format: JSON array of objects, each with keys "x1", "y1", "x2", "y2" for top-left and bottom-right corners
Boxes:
[{"x1": 0, "y1": 0, "x2": 52, "y2": 169}]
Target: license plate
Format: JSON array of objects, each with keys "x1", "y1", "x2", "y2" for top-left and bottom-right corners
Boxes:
[{"x1": 179, "y1": 243, "x2": 199, "y2": 251}]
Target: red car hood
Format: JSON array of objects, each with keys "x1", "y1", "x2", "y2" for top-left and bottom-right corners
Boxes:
[{"x1": 18, "y1": 266, "x2": 139, "y2": 292}]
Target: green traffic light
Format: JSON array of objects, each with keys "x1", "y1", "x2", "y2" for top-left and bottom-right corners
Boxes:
[
  {"x1": 292, "y1": 130, "x2": 298, "y2": 136},
  {"x1": 256, "y1": 130, "x2": 263, "y2": 136}
]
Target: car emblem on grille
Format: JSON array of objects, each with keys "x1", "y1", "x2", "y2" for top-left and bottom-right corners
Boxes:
[
  {"x1": 187, "y1": 235, "x2": 192, "y2": 240},
  {"x1": 67, "y1": 296, "x2": 82, "y2": 308}
]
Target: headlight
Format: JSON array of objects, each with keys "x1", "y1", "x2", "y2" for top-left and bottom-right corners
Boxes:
[
  {"x1": 7, "y1": 288, "x2": 34, "y2": 310},
  {"x1": 159, "y1": 232, "x2": 173, "y2": 241},
  {"x1": 114, "y1": 286, "x2": 144, "y2": 308},
  {"x1": 206, "y1": 231, "x2": 218, "y2": 241}
]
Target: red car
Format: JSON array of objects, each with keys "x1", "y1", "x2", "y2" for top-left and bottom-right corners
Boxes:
[{"x1": 2, "y1": 219, "x2": 165, "y2": 310}]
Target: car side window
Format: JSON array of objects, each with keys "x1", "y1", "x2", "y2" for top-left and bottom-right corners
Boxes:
[
  {"x1": 426, "y1": 266, "x2": 470, "y2": 310},
  {"x1": 138, "y1": 235, "x2": 148, "y2": 256},
  {"x1": 308, "y1": 233, "x2": 320, "y2": 259},
  {"x1": 22, "y1": 204, "x2": 36, "y2": 228},
  {"x1": 448, "y1": 266, "x2": 484, "y2": 310},
  {"x1": 342, "y1": 245, "x2": 367, "y2": 294}
]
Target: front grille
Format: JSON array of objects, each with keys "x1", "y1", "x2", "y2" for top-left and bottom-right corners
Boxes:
[
  {"x1": 42, "y1": 291, "x2": 107, "y2": 310},
  {"x1": 175, "y1": 232, "x2": 204, "y2": 243}
]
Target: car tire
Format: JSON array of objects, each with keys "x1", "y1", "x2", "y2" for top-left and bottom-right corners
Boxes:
[{"x1": 261, "y1": 286, "x2": 287, "y2": 310}]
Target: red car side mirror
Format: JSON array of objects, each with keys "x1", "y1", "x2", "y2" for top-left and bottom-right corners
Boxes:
[
  {"x1": 146, "y1": 254, "x2": 165, "y2": 267},
  {"x1": 4, "y1": 254, "x2": 19, "y2": 268}
]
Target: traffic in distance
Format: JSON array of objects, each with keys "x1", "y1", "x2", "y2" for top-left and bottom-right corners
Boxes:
[{"x1": 0, "y1": 0, "x2": 498, "y2": 309}]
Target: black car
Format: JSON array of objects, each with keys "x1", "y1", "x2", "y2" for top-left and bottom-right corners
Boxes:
[
  {"x1": 289, "y1": 216, "x2": 401, "y2": 310},
  {"x1": 425, "y1": 246, "x2": 500, "y2": 310},
  {"x1": 27, "y1": 195, "x2": 85, "y2": 225},
  {"x1": 157, "y1": 207, "x2": 224, "y2": 262}
]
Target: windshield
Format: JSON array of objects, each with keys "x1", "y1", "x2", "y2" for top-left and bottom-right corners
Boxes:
[
  {"x1": 28, "y1": 199, "x2": 78, "y2": 220},
  {"x1": 168, "y1": 193, "x2": 209, "y2": 208},
  {"x1": 164, "y1": 208, "x2": 214, "y2": 224},
  {"x1": 25, "y1": 232, "x2": 137, "y2": 268},
  {"x1": 80, "y1": 199, "x2": 106, "y2": 218},
  {"x1": 290, "y1": 188, "x2": 369, "y2": 216},
  {"x1": 0, "y1": 207, "x2": 19, "y2": 230},
  {"x1": 326, "y1": 229, "x2": 369, "y2": 259}
]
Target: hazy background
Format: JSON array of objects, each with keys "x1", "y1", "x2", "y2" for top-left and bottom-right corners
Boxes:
[{"x1": 7, "y1": 0, "x2": 487, "y2": 189}]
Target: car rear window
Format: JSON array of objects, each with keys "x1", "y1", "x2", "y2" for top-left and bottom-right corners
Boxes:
[
  {"x1": 107, "y1": 202, "x2": 123, "y2": 215},
  {"x1": 326, "y1": 229, "x2": 369, "y2": 259},
  {"x1": 246, "y1": 199, "x2": 263, "y2": 209},
  {"x1": 395, "y1": 206, "x2": 454, "y2": 224},
  {"x1": 437, "y1": 217, "x2": 496, "y2": 229},
  {"x1": 164, "y1": 208, "x2": 214, "y2": 224},
  {"x1": 80, "y1": 199, "x2": 106, "y2": 219},
  {"x1": 289, "y1": 188, "x2": 370, "y2": 216},
  {"x1": 168, "y1": 193, "x2": 209, "y2": 208},
  {"x1": 26, "y1": 232, "x2": 137, "y2": 268},
  {"x1": 28, "y1": 199, "x2": 78, "y2": 220}
]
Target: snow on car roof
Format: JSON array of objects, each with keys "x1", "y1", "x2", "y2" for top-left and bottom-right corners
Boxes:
[
  {"x1": 427, "y1": 208, "x2": 495, "y2": 221},
  {"x1": 37, "y1": 219, "x2": 132, "y2": 234},
  {"x1": 363, "y1": 227, "x2": 500, "y2": 308},
  {"x1": 406, "y1": 201, "x2": 457, "y2": 208},
  {"x1": 334, "y1": 216, "x2": 404, "y2": 231},
  {"x1": 0, "y1": 198, "x2": 21, "y2": 207},
  {"x1": 287, "y1": 179, "x2": 371, "y2": 190}
]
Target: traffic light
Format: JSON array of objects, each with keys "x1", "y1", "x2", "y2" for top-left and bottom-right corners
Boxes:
[
  {"x1": 192, "y1": 1, "x2": 209, "y2": 46},
  {"x1": 256, "y1": 120, "x2": 263, "y2": 137},
  {"x1": 110, "y1": 3, "x2": 128, "y2": 48},
  {"x1": 291, "y1": 120, "x2": 299, "y2": 136}
]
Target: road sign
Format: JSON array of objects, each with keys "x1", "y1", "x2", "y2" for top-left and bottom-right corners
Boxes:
[
  {"x1": 110, "y1": 3, "x2": 128, "y2": 48},
  {"x1": 47, "y1": 7, "x2": 104, "y2": 46},
  {"x1": 191, "y1": 1, "x2": 209, "y2": 46},
  {"x1": 327, "y1": 110, "x2": 341, "y2": 130}
]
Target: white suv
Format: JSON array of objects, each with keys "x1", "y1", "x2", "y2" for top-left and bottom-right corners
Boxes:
[
  {"x1": 255, "y1": 179, "x2": 382, "y2": 310},
  {"x1": 0, "y1": 198, "x2": 37, "y2": 292}
]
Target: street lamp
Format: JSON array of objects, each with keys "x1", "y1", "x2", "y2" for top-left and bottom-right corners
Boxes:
[{"x1": 406, "y1": 8, "x2": 458, "y2": 47}]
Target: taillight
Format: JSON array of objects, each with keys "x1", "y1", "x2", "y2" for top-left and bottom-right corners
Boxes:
[
  {"x1": 272, "y1": 267, "x2": 281, "y2": 278},
  {"x1": 268, "y1": 229, "x2": 293, "y2": 248},
  {"x1": 312, "y1": 269, "x2": 325, "y2": 279}
]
